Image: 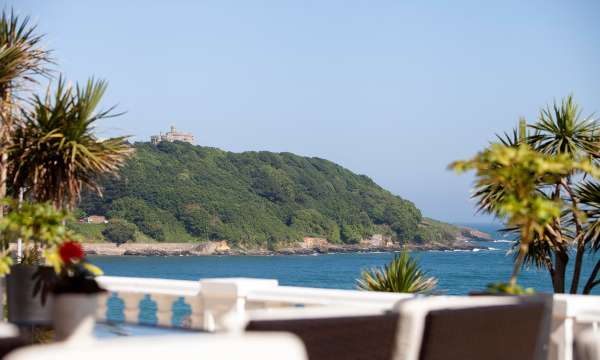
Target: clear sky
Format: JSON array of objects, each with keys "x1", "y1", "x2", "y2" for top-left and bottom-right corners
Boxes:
[{"x1": 8, "y1": 1, "x2": 600, "y2": 223}]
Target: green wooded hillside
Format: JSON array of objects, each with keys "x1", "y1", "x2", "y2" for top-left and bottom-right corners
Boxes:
[{"x1": 80, "y1": 141, "x2": 462, "y2": 247}]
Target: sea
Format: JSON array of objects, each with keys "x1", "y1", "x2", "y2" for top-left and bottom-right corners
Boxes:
[{"x1": 89, "y1": 223, "x2": 600, "y2": 295}]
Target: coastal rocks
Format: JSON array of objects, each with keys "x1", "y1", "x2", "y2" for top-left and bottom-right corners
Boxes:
[
  {"x1": 123, "y1": 249, "x2": 192, "y2": 256},
  {"x1": 192, "y1": 240, "x2": 231, "y2": 255},
  {"x1": 81, "y1": 241, "x2": 491, "y2": 257},
  {"x1": 301, "y1": 237, "x2": 328, "y2": 249},
  {"x1": 361, "y1": 234, "x2": 394, "y2": 247},
  {"x1": 458, "y1": 227, "x2": 494, "y2": 241},
  {"x1": 81, "y1": 229, "x2": 492, "y2": 257}
]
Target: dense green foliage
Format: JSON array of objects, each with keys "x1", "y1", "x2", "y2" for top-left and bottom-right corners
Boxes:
[
  {"x1": 80, "y1": 141, "x2": 457, "y2": 247},
  {"x1": 415, "y1": 218, "x2": 464, "y2": 244},
  {"x1": 357, "y1": 252, "x2": 438, "y2": 294},
  {"x1": 102, "y1": 219, "x2": 137, "y2": 245},
  {"x1": 66, "y1": 221, "x2": 106, "y2": 243}
]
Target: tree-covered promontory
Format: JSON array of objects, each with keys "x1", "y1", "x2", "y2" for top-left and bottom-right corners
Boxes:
[{"x1": 80, "y1": 141, "x2": 469, "y2": 248}]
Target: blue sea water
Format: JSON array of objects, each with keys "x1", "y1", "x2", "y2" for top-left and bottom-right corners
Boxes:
[{"x1": 90, "y1": 223, "x2": 600, "y2": 295}]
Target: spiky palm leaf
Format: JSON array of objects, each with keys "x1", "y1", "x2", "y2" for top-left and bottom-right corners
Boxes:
[
  {"x1": 528, "y1": 95, "x2": 600, "y2": 158},
  {"x1": 504, "y1": 224, "x2": 567, "y2": 270},
  {"x1": 574, "y1": 181, "x2": 600, "y2": 251},
  {"x1": 357, "y1": 252, "x2": 437, "y2": 294},
  {"x1": 0, "y1": 9, "x2": 51, "y2": 95},
  {"x1": 9, "y1": 77, "x2": 133, "y2": 210}
]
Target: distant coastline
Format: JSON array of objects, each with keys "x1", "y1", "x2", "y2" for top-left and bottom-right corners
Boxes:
[
  {"x1": 83, "y1": 240, "x2": 490, "y2": 257},
  {"x1": 79, "y1": 224, "x2": 495, "y2": 256}
]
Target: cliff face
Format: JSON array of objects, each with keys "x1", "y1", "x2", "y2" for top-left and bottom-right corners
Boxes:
[
  {"x1": 458, "y1": 227, "x2": 494, "y2": 241},
  {"x1": 79, "y1": 141, "x2": 488, "y2": 249}
]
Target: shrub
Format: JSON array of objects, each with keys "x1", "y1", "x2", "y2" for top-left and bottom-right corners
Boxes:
[
  {"x1": 357, "y1": 252, "x2": 437, "y2": 294},
  {"x1": 102, "y1": 219, "x2": 137, "y2": 245}
]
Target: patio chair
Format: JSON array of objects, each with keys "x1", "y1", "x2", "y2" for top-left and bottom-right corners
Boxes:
[
  {"x1": 246, "y1": 308, "x2": 400, "y2": 360},
  {"x1": 393, "y1": 295, "x2": 552, "y2": 360},
  {"x1": 4, "y1": 333, "x2": 308, "y2": 360}
]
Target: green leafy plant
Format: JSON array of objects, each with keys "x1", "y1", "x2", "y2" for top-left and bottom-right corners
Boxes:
[
  {"x1": 451, "y1": 96, "x2": 600, "y2": 293},
  {"x1": 357, "y1": 251, "x2": 438, "y2": 294},
  {"x1": 485, "y1": 282, "x2": 535, "y2": 295},
  {"x1": 0, "y1": 200, "x2": 68, "y2": 265}
]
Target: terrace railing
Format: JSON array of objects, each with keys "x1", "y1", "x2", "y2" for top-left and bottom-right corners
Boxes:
[
  {"x1": 95, "y1": 276, "x2": 409, "y2": 331},
  {"x1": 95, "y1": 276, "x2": 600, "y2": 360}
]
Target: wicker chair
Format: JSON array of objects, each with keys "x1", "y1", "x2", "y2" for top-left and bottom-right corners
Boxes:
[
  {"x1": 393, "y1": 295, "x2": 553, "y2": 360},
  {"x1": 247, "y1": 311, "x2": 400, "y2": 360}
]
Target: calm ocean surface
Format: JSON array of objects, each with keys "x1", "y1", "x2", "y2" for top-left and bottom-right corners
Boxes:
[{"x1": 90, "y1": 224, "x2": 600, "y2": 295}]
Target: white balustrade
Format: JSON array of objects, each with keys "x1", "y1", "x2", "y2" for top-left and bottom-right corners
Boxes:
[
  {"x1": 95, "y1": 292, "x2": 111, "y2": 320},
  {"x1": 96, "y1": 276, "x2": 203, "y2": 328},
  {"x1": 94, "y1": 276, "x2": 410, "y2": 331},
  {"x1": 93, "y1": 274, "x2": 600, "y2": 360},
  {"x1": 200, "y1": 278, "x2": 279, "y2": 331},
  {"x1": 247, "y1": 285, "x2": 413, "y2": 309},
  {"x1": 549, "y1": 294, "x2": 600, "y2": 360}
]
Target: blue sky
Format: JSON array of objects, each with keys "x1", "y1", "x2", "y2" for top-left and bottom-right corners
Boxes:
[{"x1": 9, "y1": 1, "x2": 600, "y2": 223}]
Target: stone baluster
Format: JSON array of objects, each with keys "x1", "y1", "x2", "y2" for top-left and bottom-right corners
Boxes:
[
  {"x1": 200, "y1": 278, "x2": 278, "y2": 332},
  {"x1": 95, "y1": 292, "x2": 112, "y2": 321},
  {"x1": 153, "y1": 294, "x2": 176, "y2": 327},
  {"x1": 121, "y1": 292, "x2": 145, "y2": 324},
  {"x1": 185, "y1": 295, "x2": 204, "y2": 329}
]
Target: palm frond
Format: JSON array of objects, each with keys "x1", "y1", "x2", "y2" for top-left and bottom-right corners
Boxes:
[
  {"x1": 357, "y1": 251, "x2": 437, "y2": 294},
  {"x1": 9, "y1": 76, "x2": 133, "y2": 209},
  {"x1": 0, "y1": 9, "x2": 52, "y2": 96},
  {"x1": 574, "y1": 181, "x2": 600, "y2": 252},
  {"x1": 528, "y1": 95, "x2": 600, "y2": 158}
]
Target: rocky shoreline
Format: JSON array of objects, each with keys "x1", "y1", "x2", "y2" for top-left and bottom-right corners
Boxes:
[
  {"x1": 83, "y1": 240, "x2": 490, "y2": 257},
  {"x1": 79, "y1": 225, "x2": 497, "y2": 257}
]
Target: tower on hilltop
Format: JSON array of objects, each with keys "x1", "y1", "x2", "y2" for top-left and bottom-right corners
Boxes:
[{"x1": 151, "y1": 125, "x2": 195, "y2": 145}]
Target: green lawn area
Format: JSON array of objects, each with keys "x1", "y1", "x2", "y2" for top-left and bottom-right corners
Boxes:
[
  {"x1": 67, "y1": 220, "x2": 159, "y2": 243},
  {"x1": 67, "y1": 221, "x2": 107, "y2": 243}
]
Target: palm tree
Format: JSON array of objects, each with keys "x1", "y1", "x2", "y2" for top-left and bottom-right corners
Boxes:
[
  {"x1": 357, "y1": 251, "x2": 437, "y2": 294},
  {"x1": 528, "y1": 95, "x2": 600, "y2": 293},
  {"x1": 9, "y1": 77, "x2": 133, "y2": 210},
  {"x1": 573, "y1": 181, "x2": 600, "y2": 294},
  {"x1": 0, "y1": 10, "x2": 52, "y2": 215},
  {"x1": 456, "y1": 96, "x2": 600, "y2": 293}
]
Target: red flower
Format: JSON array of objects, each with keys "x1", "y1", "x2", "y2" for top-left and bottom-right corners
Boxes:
[{"x1": 59, "y1": 241, "x2": 84, "y2": 264}]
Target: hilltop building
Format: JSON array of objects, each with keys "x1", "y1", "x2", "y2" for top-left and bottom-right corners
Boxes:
[{"x1": 151, "y1": 126, "x2": 195, "y2": 145}]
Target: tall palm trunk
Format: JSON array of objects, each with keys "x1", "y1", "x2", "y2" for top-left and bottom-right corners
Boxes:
[
  {"x1": 552, "y1": 252, "x2": 568, "y2": 293},
  {"x1": 510, "y1": 226, "x2": 531, "y2": 286},
  {"x1": 570, "y1": 238, "x2": 585, "y2": 293},
  {"x1": 583, "y1": 258, "x2": 600, "y2": 294},
  {"x1": 0, "y1": 152, "x2": 6, "y2": 217},
  {"x1": 561, "y1": 177, "x2": 585, "y2": 294},
  {"x1": 547, "y1": 183, "x2": 568, "y2": 293},
  {"x1": 0, "y1": 90, "x2": 12, "y2": 218}
]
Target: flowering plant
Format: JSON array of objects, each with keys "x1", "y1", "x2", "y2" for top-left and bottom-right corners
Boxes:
[{"x1": 48, "y1": 239, "x2": 105, "y2": 295}]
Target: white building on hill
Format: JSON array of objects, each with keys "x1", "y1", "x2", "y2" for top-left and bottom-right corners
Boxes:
[{"x1": 151, "y1": 126, "x2": 195, "y2": 145}]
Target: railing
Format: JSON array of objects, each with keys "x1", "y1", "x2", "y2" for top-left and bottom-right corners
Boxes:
[
  {"x1": 95, "y1": 276, "x2": 600, "y2": 360},
  {"x1": 96, "y1": 276, "x2": 203, "y2": 329},
  {"x1": 95, "y1": 276, "x2": 411, "y2": 331},
  {"x1": 549, "y1": 294, "x2": 600, "y2": 360}
]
